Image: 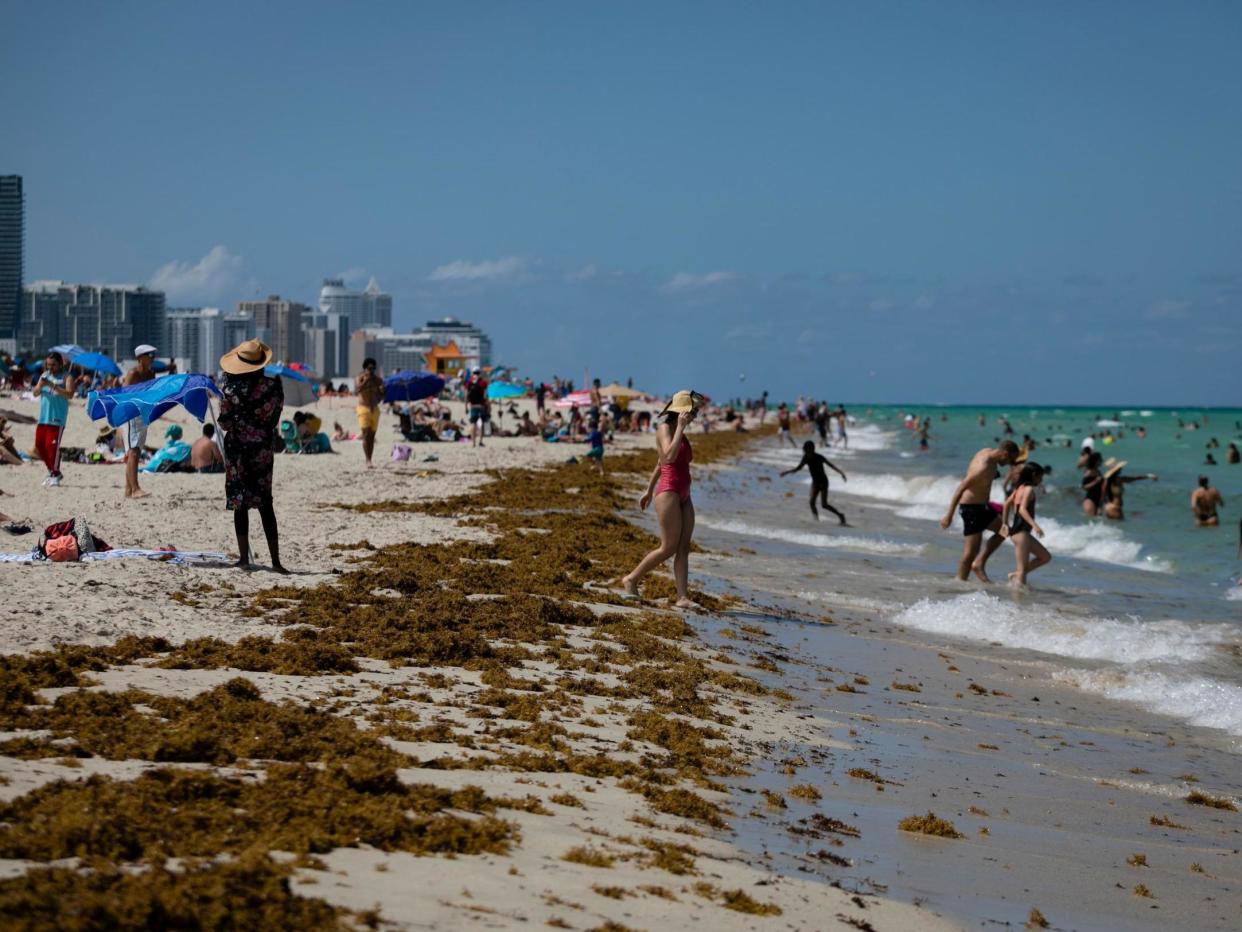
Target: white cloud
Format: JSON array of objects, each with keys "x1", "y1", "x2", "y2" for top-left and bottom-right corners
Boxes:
[
  {"x1": 565, "y1": 264, "x2": 598, "y2": 282},
  {"x1": 427, "y1": 256, "x2": 526, "y2": 282},
  {"x1": 150, "y1": 245, "x2": 243, "y2": 302},
  {"x1": 663, "y1": 270, "x2": 739, "y2": 292},
  {"x1": 336, "y1": 265, "x2": 368, "y2": 284}
]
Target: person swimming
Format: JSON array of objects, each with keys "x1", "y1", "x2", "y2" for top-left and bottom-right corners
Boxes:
[{"x1": 780, "y1": 440, "x2": 848, "y2": 524}]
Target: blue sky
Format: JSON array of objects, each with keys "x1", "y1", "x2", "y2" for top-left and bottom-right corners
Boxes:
[{"x1": 3, "y1": 1, "x2": 1240, "y2": 404}]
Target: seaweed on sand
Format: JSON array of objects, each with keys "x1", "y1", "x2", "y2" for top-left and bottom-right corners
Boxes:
[
  {"x1": 0, "y1": 852, "x2": 367, "y2": 931},
  {"x1": 0, "y1": 761, "x2": 514, "y2": 862},
  {"x1": 897, "y1": 812, "x2": 963, "y2": 839},
  {"x1": 1185, "y1": 791, "x2": 1237, "y2": 811}
]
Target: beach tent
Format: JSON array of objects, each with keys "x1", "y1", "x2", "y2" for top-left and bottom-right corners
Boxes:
[
  {"x1": 264, "y1": 364, "x2": 318, "y2": 407},
  {"x1": 383, "y1": 371, "x2": 445, "y2": 403},
  {"x1": 70, "y1": 351, "x2": 123, "y2": 377},
  {"x1": 486, "y1": 381, "x2": 527, "y2": 400},
  {"x1": 87, "y1": 373, "x2": 222, "y2": 428}
]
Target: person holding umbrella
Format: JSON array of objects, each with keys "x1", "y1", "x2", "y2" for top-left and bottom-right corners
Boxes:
[
  {"x1": 120, "y1": 345, "x2": 158, "y2": 498},
  {"x1": 217, "y1": 339, "x2": 287, "y2": 573}
]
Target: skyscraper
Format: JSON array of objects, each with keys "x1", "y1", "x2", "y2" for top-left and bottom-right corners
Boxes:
[
  {"x1": 236, "y1": 295, "x2": 309, "y2": 364},
  {"x1": 318, "y1": 277, "x2": 392, "y2": 333},
  {"x1": 18, "y1": 281, "x2": 165, "y2": 360},
  {"x1": 165, "y1": 307, "x2": 226, "y2": 374},
  {"x1": 0, "y1": 176, "x2": 23, "y2": 352}
]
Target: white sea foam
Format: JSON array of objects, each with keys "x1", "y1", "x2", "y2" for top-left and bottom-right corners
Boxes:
[
  {"x1": 795, "y1": 590, "x2": 902, "y2": 613},
  {"x1": 1226, "y1": 587, "x2": 1242, "y2": 602},
  {"x1": 697, "y1": 517, "x2": 923, "y2": 555},
  {"x1": 1054, "y1": 668, "x2": 1242, "y2": 738},
  {"x1": 839, "y1": 471, "x2": 1171, "y2": 572},
  {"x1": 892, "y1": 592, "x2": 1231, "y2": 665}
]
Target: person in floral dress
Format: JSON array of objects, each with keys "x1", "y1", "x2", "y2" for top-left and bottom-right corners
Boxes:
[{"x1": 217, "y1": 340, "x2": 287, "y2": 573}]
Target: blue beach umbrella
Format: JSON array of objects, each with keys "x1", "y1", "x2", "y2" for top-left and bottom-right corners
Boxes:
[
  {"x1": 87, "y1": 373, "x2": 222, "y2": 428},
  {"x1": 264, "y1": 364, "x2": 318, "y2": 407},
  {"x1": 70, "y1": 351, "x2": 123, "y2": 377},
  {"x1": 486, "y1": 380, "x2": 527, "y2": 400},
  {"x1": 383, "y1": 371, "x2": 445, "y2": 403}
]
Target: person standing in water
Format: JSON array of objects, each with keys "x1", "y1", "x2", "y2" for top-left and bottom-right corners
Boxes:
[
  {"x1": 1191, "y1": 475, "x2": 1224, "y2": 527},
  {"x1": 1102, "y1": 459, "x2": 1157, "y2": 520},
  {"x1": 1080, "y1": 451, "x2": 1105, "y2": 516},
  {"x1": 940, "y1": 440, "x2": 1020, "y2": 582},
  {"x1": 776, "y1": 403, "x2": 796, "y2": 447},
  {"x1": 622, "y1": 390, "x2": 703, "y2": 608},
  {"x1": 781, "y1": 440, "x2": 848, "y2": 524},
  {"x1": 1003, "y1": 462, "x2": 1051, "y2": 586}
]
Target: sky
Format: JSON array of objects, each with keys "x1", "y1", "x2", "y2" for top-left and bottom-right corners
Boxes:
[{"x1": 3, "y1": 0, "x2": 1240, "y2": 404}]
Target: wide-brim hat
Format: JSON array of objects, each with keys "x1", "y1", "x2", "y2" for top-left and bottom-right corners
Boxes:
[
  {"x1": 659, "y1": 389, "x2": 705, "y2": 416},
  {"x1": 220, "y1": 339, "x2": 273, "y2": 375},
  {"x1": 1103, "y1": 457, "x2": 1127, "y2": 479}
]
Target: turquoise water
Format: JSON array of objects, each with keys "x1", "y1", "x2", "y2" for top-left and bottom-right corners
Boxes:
[{"x1": 690, "y1": 404, "x2": 1242, "y2": 744}]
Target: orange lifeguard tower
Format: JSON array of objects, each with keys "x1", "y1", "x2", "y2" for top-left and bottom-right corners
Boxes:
[{"x1": 424, "y1": 341, "x2": 467, "y2": 376}]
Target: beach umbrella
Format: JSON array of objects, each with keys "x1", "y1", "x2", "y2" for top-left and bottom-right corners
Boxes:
[
  {"x1": 152, "y1": 359, "x2": 172, "y2": 373},
  {"x1": 87, "y1": 373, "x2": 222, "y2": 428},
  {"x1": 486, "y1": 380, "x2": 527, "y2": 400},
  {"x1": 383, "y1": 371, "x2": 445, "y2": 403},
  {"x1": 264, "y1": 364, "x2": 318, "y2": 407},
  {"x1": 553, "y1": 390, "x2": 594, "y2": 409},
  {"x1": 598, "y1": 382, "x2": 647, "y2": 399},
  {"x1": 70, "y1": 351, "x2": 123, "y2": 377},
  {"x1": 49, "y1": 344, "x2": 86, "y2": 359}
]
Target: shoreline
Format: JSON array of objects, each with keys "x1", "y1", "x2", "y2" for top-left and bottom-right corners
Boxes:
[{"x1": 0, "y1": 405, "x2": 956, "y2": 929}]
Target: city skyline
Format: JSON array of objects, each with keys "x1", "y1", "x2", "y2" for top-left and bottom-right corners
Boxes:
[{"x1": 3, "y1": 2, "x2": 1240, "y2": 404}]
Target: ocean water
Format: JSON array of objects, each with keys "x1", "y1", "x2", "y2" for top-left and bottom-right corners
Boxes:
[{"x1": 693, "y1": 405, "x2": 1242, "y2": 743}]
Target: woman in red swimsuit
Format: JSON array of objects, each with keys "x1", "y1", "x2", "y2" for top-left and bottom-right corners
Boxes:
[{"x1": 622, "y1": 390, "x2": 702, "y2": 608}]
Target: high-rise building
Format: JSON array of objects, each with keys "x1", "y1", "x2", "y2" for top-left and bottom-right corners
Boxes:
[
  {"x1": 415, "y1": 317, "x2": 492, "y2": 372},
  {"x1": 236, "y1": 295, "x2": 308, "y2": 364},
  {"x1": 0, "y1": 176, "x2": 23, "y2": 352},
  {"x1": 221, "y1": 311, "x2": 257, "y2": 366},
  {"x1": 17, "y1": 281, "x2": 165, "y2": 361},
  {"x1": 318, "y1": 277, "x2": 392, "y2": 333},
  {"x1": 165, "y1": 307, "x2": 226, "y2": 374},
  {"x1": 301, "y1": 310, "x2": 349, "y2": 378},
  {"x1": 347, "y1": 327, "x2": 426, "y2": 377}
]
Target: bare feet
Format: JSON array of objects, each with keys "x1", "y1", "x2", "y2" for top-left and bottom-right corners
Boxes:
[
  {"x1": 971, "y1": 562, "x2": 991, "y2": 583},
  {"x1": 127, "y1": 490, "x2": 151, "y2": 500},
  {"x1": 674, "y1": 597, "x2": 698, "y2": 610},
  {"x1": 233, "y1": 559, "x2": 253, "y2": 571},
  {"x1": 619, "y1": 574, "x2": 640, "y2": 598},
  {"x1": 1007, "y1": 571, "x2": 1025, "y2": 587},
  {"x1": 270, "y1": 562, "x2": 289, "y2": 575}
]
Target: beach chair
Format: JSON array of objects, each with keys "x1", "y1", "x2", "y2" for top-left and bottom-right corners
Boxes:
[{"x1": 279, "y1": 420, "x2": 309, "y2": 454}]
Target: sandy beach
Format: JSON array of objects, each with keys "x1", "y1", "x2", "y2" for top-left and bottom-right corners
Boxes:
[{"x1": 1, "y1": 394, "x2": 1239, "y2": 930}]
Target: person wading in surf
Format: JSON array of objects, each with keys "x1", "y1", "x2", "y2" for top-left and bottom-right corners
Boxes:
[
  {"x1": 940, "y1": 439, "x2": 1020, "y2": 582},
  {"x1": 621, "y1": 390, "x2": 704, "y2": 609},
  {"x1": 781, "y1": 440, "x2": 848, "y2": 524}
]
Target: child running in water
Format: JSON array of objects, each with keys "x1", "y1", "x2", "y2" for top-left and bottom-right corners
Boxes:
[
  {"x1": 781, "y1": 441, "x2": 849, "y2": 524},
  {"x1": 1002, "y1": 462, "x2": 1051, "y2": 586}
]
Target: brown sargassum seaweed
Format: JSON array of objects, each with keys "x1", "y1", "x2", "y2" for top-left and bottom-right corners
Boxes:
[{"x1": 1, "y1": 428, "x2": 776, "y2": 925}]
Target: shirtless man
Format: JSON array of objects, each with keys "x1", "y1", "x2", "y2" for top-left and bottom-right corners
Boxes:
[
  {"x1": 776, "y1": 403, "x2": 796, "y2": 447},
  {"x1": 940, "y1": 440, "x2": 1020, "y2": 582},
  {"x1": 1191, "y1": 475, "x2": 1224, "y2": 527},
  {"x1": 122, "y1": 345, "x2": 157, "y2": 499},
  {"x1": 781, "y1": 440, "x2": 848, "y2": 524},
  {"x1": 355, "y1": 358, "x2": 383, "y2": 468}
]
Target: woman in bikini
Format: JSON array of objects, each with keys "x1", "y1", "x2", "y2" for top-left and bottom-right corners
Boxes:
[
  {"x1": 1003, "y1": 462, "x2": 1051, "y2": 586},
  {"x1": 1080, "y1": 451, "x2": 1104, "y2": 516},
  {"x1": 622, "y1": 390, "x2": 702, "y2": 608}
]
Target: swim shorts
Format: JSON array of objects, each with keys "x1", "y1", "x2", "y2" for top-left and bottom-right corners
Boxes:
[
  {"x1": 468, "y1": 405, "x2": 490, "y2": 424},
  {"x1": 586, "y1": 447, "x2": 604, "y2": 460},
  {"x1": 123, "y1": 421, "x2": 148, "y2": 453},
  {"x1": 959, "y1": 503, "x2": 998, "y2": 536},
  {"x1": 356, "y1": 405, "x2": 380, "y2": 433}
]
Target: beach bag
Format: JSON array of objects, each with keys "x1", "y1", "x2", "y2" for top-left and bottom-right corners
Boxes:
[
  {"x1": 45, "y1": 535, "x2": 80, "y2": 562},
  {"x1": 391, "y1": 444, "x2": 412, "y2": 462}
]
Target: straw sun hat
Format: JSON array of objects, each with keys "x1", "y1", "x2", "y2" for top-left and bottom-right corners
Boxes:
[
  {"x1": 220, "y1": 339, "x2": 273, "y2": 375},
  {"x1": 658, "y1": 390, "x2": 706, "y2": 417},
  {"x1": 1103, "y1": 457, "x2": 1128, "y2": 479}
]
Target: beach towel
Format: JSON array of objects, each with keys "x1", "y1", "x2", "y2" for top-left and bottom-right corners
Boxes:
[{"x1": 0, "y1": 549, "x2": 228, "y2": 565}]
